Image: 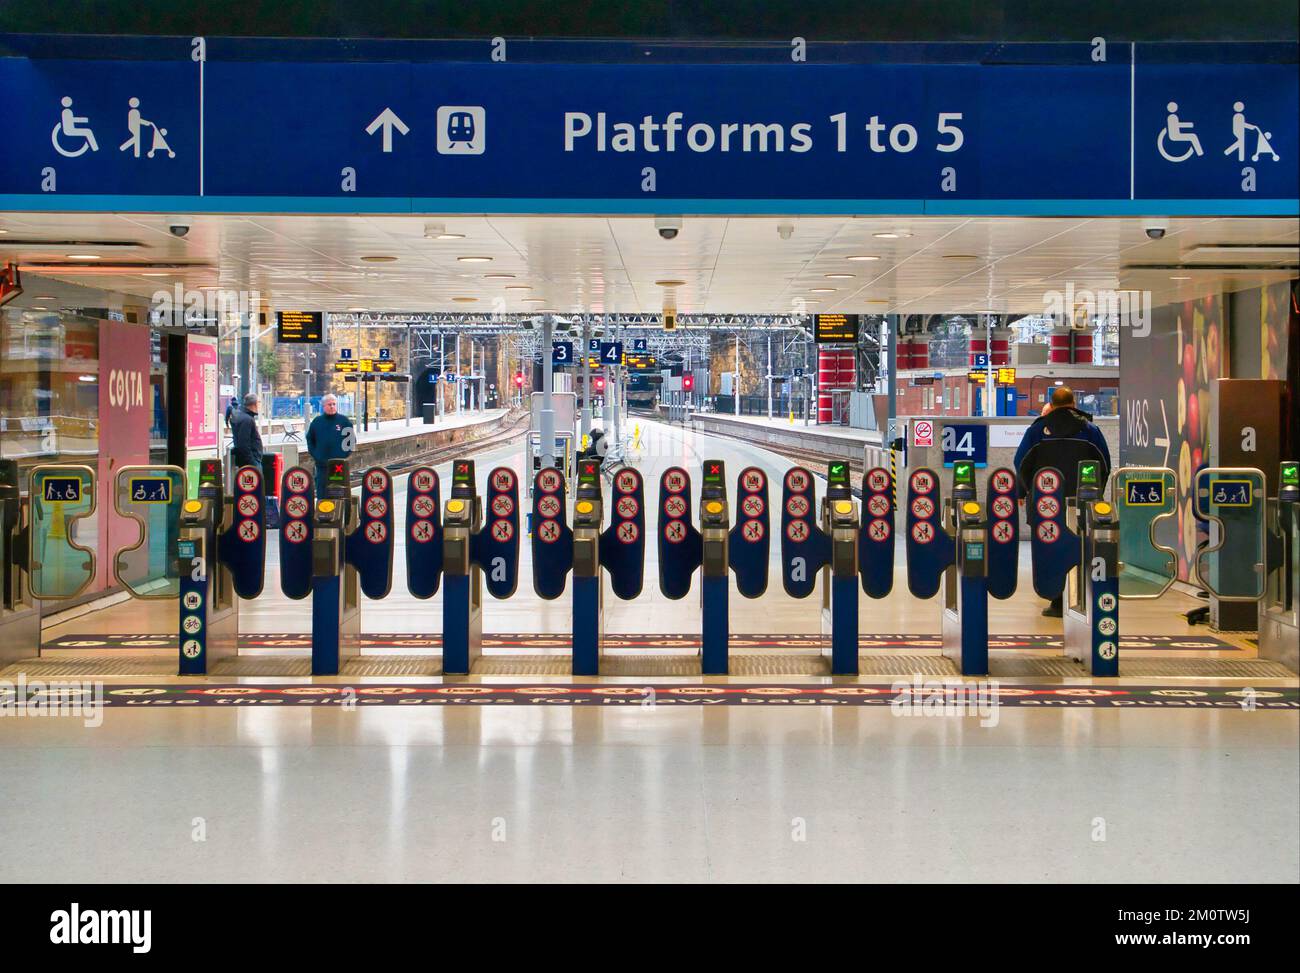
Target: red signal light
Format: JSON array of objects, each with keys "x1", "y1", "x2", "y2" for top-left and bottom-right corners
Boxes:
[
  {"x1": 594, "y1": 377, "x2": 606, "y2": 392},
  {"x1": 514, "y1": 373, "x2": 525, "y2": 387},
  {"x1": 682, "y1": 374, "x2": 694, "y2": 391}
]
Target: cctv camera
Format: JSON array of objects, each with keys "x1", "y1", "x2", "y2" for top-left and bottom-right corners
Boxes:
[
  {"x1": 1143, "y1": 219, "x2": 1167, "y2": 240},
  {"x1": 169, "y1": 220, "x2": 191, "y2": 238},
  {"x1": 655, "y1": 216, "x2": 682, "y2": 241},
  {"x1": 777, "y1": 223, "x2": 794, "y2": 241}
]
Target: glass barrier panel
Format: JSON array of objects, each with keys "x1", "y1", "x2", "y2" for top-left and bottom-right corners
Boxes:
[
  {"x1": 1113, "y1": 468, "x2": 1177, "y2": 599},
  {"x1": 1193, "y1": 468, "x2": 1267, "y2": 602},
  {"x1": 29, "y1": 466, "x2": 97, "y2": 600},
  {"x1": 114, "y1": 466, "x2": 186, "y2": 599}
]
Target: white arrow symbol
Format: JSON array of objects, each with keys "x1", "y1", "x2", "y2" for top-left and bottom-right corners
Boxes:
[
  {"x1": 1154, "y1": 400, "x2": 1171, "y2": 469},
  {"x1": 365, "y1": 108, "x2": 409, "y2": 153}
]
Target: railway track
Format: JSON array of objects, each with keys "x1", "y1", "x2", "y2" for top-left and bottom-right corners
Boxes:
[{"x1": 348, "y1": 412, "x2": 532, "y2": 485}]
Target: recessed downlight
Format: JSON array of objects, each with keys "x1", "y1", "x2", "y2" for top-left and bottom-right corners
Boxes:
[
  {"x1": 66, "y1": 253, "x2": 101, "y2": 260},
  {"x1": 943, "y1": 254, "x2": 980, "y2": 260},
  {"x1": 873, "y1": 231, "x2": 912, "y2": 240},
  {"x1": 809, "y1": 288, "x2": 836, "y2": 293},
  {"x1": 505, "y1": 285, "x2": 532, "y2": 291},
  {"x1": 655, "y1": 279, "x2": 686, "y2": 287},
  {"x1": 521, "y1": 298, "x2": 546, "y2": 303},
  {"x1": 452, "y1": 296, "x2": 478, "y2": 303},
  {"x1": 846, "y1": 255, "x2": 881, "y2": 261},
  {"x1": 1169, "y1": 276, "x2": 1192, "y2": 281},
  {"x1": 824, "y1": 273, "x2": 855, "y2": 279},
  {"x1": 347, "y1": 307, "x2": 368, "y2": 312},
  {"x1": 483, "y1": 273, "x2": 516, "y2": 280},
  {"x1": 457, "y1": 256, "x2": 493, "y2": 263},
  {"x1": 360, "y1": 255, "x2": 397, "y2": 263}
]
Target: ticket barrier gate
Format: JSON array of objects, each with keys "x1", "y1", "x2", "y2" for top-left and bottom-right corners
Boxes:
[
  {"x1": 779, "y1": 463, "x2": 896, "y2": 675},
  {"x1": 277, "y1": 460, "x2": 395, "y2": 675},
  {"x1": 903, "y1": 464, "x2": 1020, "y2": 675},
  {"x1": 657, "y1": 461, "x2": 769, "y2": 675},
  {"x1": 530, "y1": 459, "x2": 646, "y2": 674},
  {"x1": 1057, "y1": 460, "x2": 1124, "y2": 676},
  {"x1": 1260, "y1": 461, "x2": 1299, "y2": 672},
  {"x1": 176, "y1": 459, "x2": 267, "y2": 675},
  {"x1": 0, "y1": 462, "x2": 101, "y2": 667},
  {"x1": 403, "y1": 459, "x2": 519, "y2": 675},
  {"x1": 1192, "y1": 464, "x2": 1275, "y2": 649}
]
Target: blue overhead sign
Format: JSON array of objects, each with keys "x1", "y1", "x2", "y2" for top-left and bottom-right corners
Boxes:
[{"x1": 1, "y1": 39, "x2": 1295, "y2": 212}]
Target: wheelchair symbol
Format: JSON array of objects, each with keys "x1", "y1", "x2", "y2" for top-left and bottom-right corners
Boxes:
[{"x1": 51, "y1": 97, "x2": 99, "y2": 158}]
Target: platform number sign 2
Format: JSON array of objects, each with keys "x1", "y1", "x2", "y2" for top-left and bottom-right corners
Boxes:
[{"x1": 941, "y1": 424, "x2": 988, "y2": 469}]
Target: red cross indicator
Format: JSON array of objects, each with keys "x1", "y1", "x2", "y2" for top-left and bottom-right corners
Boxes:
[
  {"x1": 412, "y1": 469, "x2": 436, "y2": 493},
  {"x1": 491, "y1": 519, "x2": 514, "y2": 542},
  {"x1": 911, "y1": 521, "x2": 935, "y2": 544},
  {"x1": 1037, "y1": 496, "x2": 1061, "y2": 519},
  {"x1": 366, "y1": 470, "x2": 390, "y2": 493},
  {"x1": 992, "y1": 496, "x2": 1015, "y2": 519},
  {"x1": 366, "y1": 522, "x2": 388, "y2": 544},
  {"x1": 538, "y1": 520, "x2": 562, "y2": 543},
  {"x1": 366, "y1": 496, "x2": 389, "y2": 519},
  {"x1": 492, "y1": 469, "x2": 515, "y2": 492},
  {"x1": 910, "y1": 471, "x2": 935, "y2": 495},
  {"x1": 743, "y1": 520, "x2": 765, "y2": 542},
  {"x1": 867, "y1": 469, "x2": 890, "y2": 493},
  {"x1": 617, "y1": 522, "x2": 639, "y2": 544},
  {"x1": 742, "y1": 469, "x2": 765, "y2": 493},
  {"x1": 537, "y1": 496, "x2": 561, "y2": 518},
  {"x1": 663, "y1": 495, "x2": 687, "y2": 518},
  {"x1": 285, "y1": 497, "x2": 309, "y2": 519},
  {"x1": 786, "y1": 495, "x2": 809, "y2": 518},
  {"x1": 992, "y1": 470, "x2": 1016, "y2": 494},
  {"x1": 911, "y1": 497, "x2": 935, "y2": 519},
  {"x1": 664, "y1": 520, "x2": 687, "y2": 543},
  {"x1": 492, "y1": 495, "x2": 514, "y2": 517},
  {"x1": 1037, "y1": 521, "x2": 1060, "y2": 543},
  {"x1": 741, "y1": 495, "x2": 764, "y2": 517},
  {"x1": 237, "y1": 495, "x2": 260, "y2": 517},
  {"x1": 992, "y1": 521, "x2": 1015, "y2": 544},
  {"x1": 238, "y1": 521, "x2": 260, "y2": 542},
  {"x1": 616, "y1": 470, "x2": 639, "y2": 494},
  {"x1": 616, "y1": 496, "x2": 639, "y2": 519},
  {"x1": 411, "y1": 519, "x2": 435, "y2": 543},
  {"x1": 785, "y1": 469, "x2": 810, "y2": 493},
  {"x1": 456, "y1": 462, "x2": 471, "y2": 476},
  {"x1": 537, "y1": 469, "x2": 563, "y2": 493},
  {"x1": 665, "y1": 470, "x2": 687, "y2": 493},
  {"x1": 867, "y1": 495, "x2": 890, "y2": 517},
  {"x1": 284, "y1": 521, "x2": 308, "y2": 543},
  {"x1": 869, "y1": 519, "x2": 891, "y2": 541},
  {"x1": 286, "y1": 471, "x2": 311, "y2": 494},
  {"x1": 1035, "y1": 470, "x2": 1060, "y2": 494},
  {"x1": 237, "y1": 470, "x2": 259, "y2": 492},
  {"x1": 785, "y1": 520, "x2": 809, "y2": 542},
  {"x1": 412, "y1": 496, "x2": 435, "y2": 518}
]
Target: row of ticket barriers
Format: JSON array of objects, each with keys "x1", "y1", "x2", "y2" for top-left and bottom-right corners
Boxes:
[{"x1": 1, "y1": 455, "x2": 1297, "y2": 677}]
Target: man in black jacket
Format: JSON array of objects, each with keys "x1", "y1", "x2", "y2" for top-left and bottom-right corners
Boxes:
[{"x1": 229, "y1": 393, "x2": 265, "y2": 470}]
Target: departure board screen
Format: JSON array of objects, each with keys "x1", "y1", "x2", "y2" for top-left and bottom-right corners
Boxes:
[
  {"x1": 276, "y1": 310, "x2": 323, "y2": 343},
  {"x1": 813, "y1": 313, "x2": 859, "y2": 344}
]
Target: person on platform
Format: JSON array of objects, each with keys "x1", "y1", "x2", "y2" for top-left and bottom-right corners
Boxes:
[
  {"x1": 229, "y1": 393, "x2": 265, "y2": 471},
  {"x1": 1013, "y1": 386, "x2": 1112, "y2": 617},
  {"x1": 306, "y1": 393, "x2": 356, "y2": 497},
  {"x1": 224, "y1": 395, "x2": 239, "y2": 430}
]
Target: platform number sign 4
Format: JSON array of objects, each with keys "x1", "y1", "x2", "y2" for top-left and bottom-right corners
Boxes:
[
  {"x1": 599, "y1": 341, "x2": 623, "y2": 364},
  {"x1": 941, "y1": 424, "x2": 987, "y2": 468}
]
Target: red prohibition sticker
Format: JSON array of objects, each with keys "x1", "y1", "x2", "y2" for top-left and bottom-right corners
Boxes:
[
  {"x1": 491, "y1": 519, "x2": 514, "y2": 542},
  {"x1": 992, "y1": 521, "x2": 1015, "y2": 544},
  {"x1": 664, "y1": 519, "x2": 687, "y2": 543},
  {"x1": 492, "y1": 469, "x2": 515, "y2": 492},
  {"x1": 491, "y1": 495, "x2": 515, "y2": 517},
  {"x1": 537, "y1": 495, "x2": 561, "y2": 519},
  {"x1": 741, "y1": 495, "x2": 765, "y2": 518},
  {"x1": 286, "y1": 470, "x2": 311, "y2": 494},
  {"x1": 365, "y1": 495, "x2": 389, "y2": 519},
  {"x1": 785, "y1": 519, "x2": 809, "y2": 542},
  {"x1": 1036, "y1": 496, "x2": 1061, "y2": 519},
  {"x1": 1035, "y1": 469, "x2": 1061, "y2": 494},
  {"x1": 537, "y1": 520, "x2": 562, "y2": 544},
  {"x1": 664, "y1": 469, "x2": 687, "y2": 494},
  {"x1": 365, "y1": 521, "x2": 388, "y2": 544},
  {"x1": 411, "y1": 495, "x2": 436, "y2": 518},
  {"x1": 867, "y1": 494, "x2": 890, "y2": 518},
  {"x1": 237, "y1": 469, "x2": 259, "y2": 492},
  {"x1": 615, "y1": 470, "x2": 640, "y2": 494},
  {"x1": 238, "y1": 520, "x2": 261, "y2": 542},
  {"x1": 910, "y1": 521, "x2": 935, "y2": 544},
  {"x1": 237, "y1": 494, "x2": 260, "y2": 518},
  {"x1": 411, "y1": 519, "x2": 435, "y2": 543},
  {"x1": 537, "y1": 469, "x2": 563, "y2": 494},
  {"x1": 909, "y1": 470, "x2": 935, "y2": 495},
  {"x1": 742, "y1": 468, "x2": 766, "y2": 493},
  {"x1": 867, "y1": 469, "x2": 890, "y2": 493},
  {"x1": 742, "y1": 520, "x2": 765, "y2": 542},
  {"x1": 284, "y1": 496, "x2": 309, "y2": 519},
  {"x1": 991, "y1": 469, "x2": 1016, "y2": 494},
  {"x1": 616, "y1": 496, "x2": 639, "y2": 519},
  {"x1": 910, "y1": 496, "x2": 935, "y2": 519},
  {"x1": 786, "y1": 495, "x2": 810, "y2": 518},
  {"x1": 991, "y1": 496, "x2": 1015, "y2": 519},
  {"x1": 283, "y1": 520, "x2": 308, "y2": 544},
  {"x1": 785, "y1": 469, "x2": 810, "y2": 493},
  {"x1": 868, "y1": 518, "x2": 891, "y2": 541},
  {"x1": 663, "y1": 495, "x2": 687, "y2": 518},
  {"x1": 411, "y1": 469, "x2": 436, "y2": 493},
  {"x1": 1037, "y1": 521, "x2": 1061, "y2": 544},
  {"x1": 365, "y1": 469, "x2": 390, "y2": 494},
  {"x1": 616, "y1": 521, "x2": 639, "y2": 544}
]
